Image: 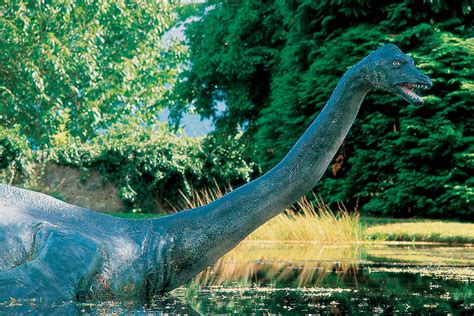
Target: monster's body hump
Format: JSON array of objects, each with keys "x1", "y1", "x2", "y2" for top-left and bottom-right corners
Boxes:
[{"x1": 0, "y1": 184, "x2": 174, "y2": 300}]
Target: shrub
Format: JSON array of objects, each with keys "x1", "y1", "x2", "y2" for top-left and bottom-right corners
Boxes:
[
  {"x1": 48, "y1": 124, "x2": 257, "y2": 212},
  {"x1": 0, "y1": 126, "x2": 33, "y2": 184}
]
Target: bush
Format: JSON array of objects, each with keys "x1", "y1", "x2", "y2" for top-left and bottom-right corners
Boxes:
[
  {"x1": 0, "y1": 126, "x2": 33, "y2": 184},
  {"x1": 47, "y1": 124, "x2": 257, "y2": 212}
]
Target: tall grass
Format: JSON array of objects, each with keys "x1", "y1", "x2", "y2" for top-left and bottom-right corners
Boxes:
[{"x1": 178, "y1": 187, "x2": 362, "y2": 244}]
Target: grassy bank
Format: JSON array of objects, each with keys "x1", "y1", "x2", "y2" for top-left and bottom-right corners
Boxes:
[{"x1": 364, "y1": 219, "x2": 474, "y2": 244}]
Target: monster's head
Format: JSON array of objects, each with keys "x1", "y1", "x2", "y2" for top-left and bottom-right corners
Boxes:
[{"x1": 361, "y1": 44, "x2": 432, "y2": 105}]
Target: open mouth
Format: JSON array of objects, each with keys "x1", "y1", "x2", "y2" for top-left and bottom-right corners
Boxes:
[{"x1": 397, "y1": 83, "x2": 430, "y2": 104}]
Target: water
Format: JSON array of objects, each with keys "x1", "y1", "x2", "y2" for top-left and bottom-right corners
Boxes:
[{"x1": 1, "y1": 243, "x2": 473, "y2": 314}]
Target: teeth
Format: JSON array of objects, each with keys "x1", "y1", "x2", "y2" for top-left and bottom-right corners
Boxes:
[
  {"x1": 400, "y1": 85, "x2": 423, "y2": 101},
  {"x1": 402, "y1": 83, "x2": 429, "y2": 90}
]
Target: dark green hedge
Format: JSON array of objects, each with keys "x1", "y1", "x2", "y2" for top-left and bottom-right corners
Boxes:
[{"x1": 174, "y1": 0, "x2": 473, "y2": 219}]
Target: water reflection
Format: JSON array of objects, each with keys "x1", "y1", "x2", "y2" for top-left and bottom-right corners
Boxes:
[
  {"x1": 187, "y1": 242, "x2": 473, "y2": 314},
  {"x1": 193, "y1": 242, "x2": 474, "y2": 287},
  {"x1": 1, "y1": 243, "x2": 472, "y2": 314},
  {"x1": 194, "y1": 242, "x2": 363, "y2": 287},
  {"x1": 0, "y1": 295, "x2": 199, "y2": 315}
]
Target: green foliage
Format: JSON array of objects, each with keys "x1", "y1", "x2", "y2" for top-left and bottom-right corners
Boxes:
[
  {"x1": 176, "y1": 0, "x2": 473, "y2": 218},
  {"x1": 0, "y1": 1, "x2": 257, "y2": 212},
  {"x1": 0, "y1": 0, "x2": 186, "y2": 146},
  {"x1": 0, "y1": 126, "x2": 33, "y2": 184},
  {"x1": 170, "y1": 0, "x2": 282, "y2": 135},
  {"x1": 47, "y1": 124, "x2": 256, "y2": 212}
]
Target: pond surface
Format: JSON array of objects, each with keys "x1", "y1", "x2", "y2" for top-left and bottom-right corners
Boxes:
[{"x1": 1, "y1": 243, "x2": 473, "y2": 315}]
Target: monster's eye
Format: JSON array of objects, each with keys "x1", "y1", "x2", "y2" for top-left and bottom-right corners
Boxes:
[{"x1": 392, "y1": 60, "x2": 401, "y2": 67}]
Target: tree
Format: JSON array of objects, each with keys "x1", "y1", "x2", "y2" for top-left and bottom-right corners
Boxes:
[
  {"x1": 170, "y1": 0, "x2": 283, "y2": 138},
  {"x1": 174, "y1": 0, "x2": 473, "y2": 218},
  {"x1": 0, "y1": 0, "x2": 186, "y2": 146}
]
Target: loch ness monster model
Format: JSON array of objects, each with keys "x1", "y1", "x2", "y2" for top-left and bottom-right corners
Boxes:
[{"x1": 0, "y1": 44, "x2": 432, "y2": 302}]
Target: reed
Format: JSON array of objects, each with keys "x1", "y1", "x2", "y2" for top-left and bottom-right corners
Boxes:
[{"x1": 178, "y1": 187, "x2": 362, "y2": 244}]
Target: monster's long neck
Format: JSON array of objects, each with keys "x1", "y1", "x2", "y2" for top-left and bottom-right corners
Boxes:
[{"x1": 155, "y1": 65, "x2": 370, "y2": 291}]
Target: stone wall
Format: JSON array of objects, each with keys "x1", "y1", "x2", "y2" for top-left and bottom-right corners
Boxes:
[{"x1": 40, "y1": 162, "x2": 127, "y2": 213}]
